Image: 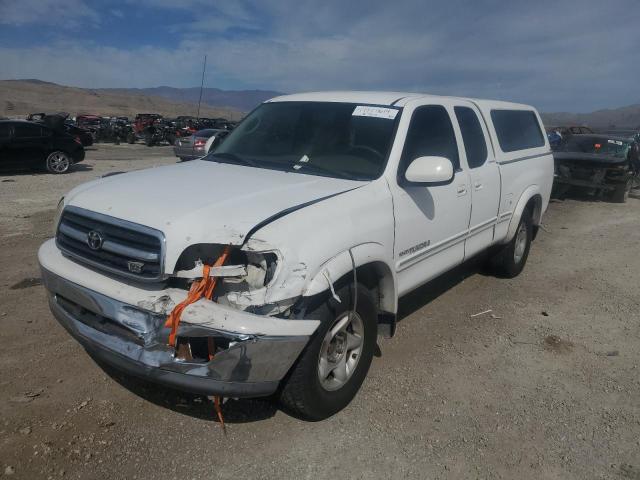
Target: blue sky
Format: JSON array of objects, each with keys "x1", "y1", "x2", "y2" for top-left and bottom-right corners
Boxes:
[{"x1": 0, "y1": 0, "x2": 639, "y2": 112}]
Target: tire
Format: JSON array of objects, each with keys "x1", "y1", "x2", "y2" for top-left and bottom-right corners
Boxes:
[
  {"x1": 145, "y1": 134, "x2": 154, "y2": 147},
  {"x1": 45, "y1": 151, "x2": 71, "y2": 174},
  {"x1": 280, "y1": 283, "x2": 378, "y2": 420},
  {"x1": 487, "y1": 209, "x2": 533, "y2": 278},
  {"x1": 126, "y1": 133, "x2": 136, "y2": 144},
  {"x1": 610, "y1": 179, "x2": 632, "y2": 203}
]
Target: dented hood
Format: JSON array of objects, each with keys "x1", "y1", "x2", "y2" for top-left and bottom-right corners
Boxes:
[{"x1": 65, "y1": 160, "x2": 364, "y2": 271}]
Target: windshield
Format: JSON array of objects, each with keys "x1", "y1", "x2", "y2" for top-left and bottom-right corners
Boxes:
[
  {"x1": 204, "y1": 102, "x2": 400, "y2": 180},
  {"x1": 559, "y1": 135, "x2": 631, "y2": 158}
]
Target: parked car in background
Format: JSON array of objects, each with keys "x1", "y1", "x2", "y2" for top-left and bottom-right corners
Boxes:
[
  {"x1": 129, "y1": 113, "x2": 171, "y2": 146},
  {"x1": 64, "y1": 123, "x2": 94, "y2": 147},
  {"x1": 547, "y1": 125, "x2": 594, "y2": 136},
  {"x1": 75, "y1": 115, "x2": 102, "y2": 141},
  {"x1": 0, "y1": 120, "x2": 85, "y2": 174},
  {"x1": 173, "y1": 128, "x2": 223, "y2": 161},
  {"x1": 553, "y1": 134, "x2": 640, "y2": 202},
  {"x1": 546, "y1": 125, "x2": 596, "y2": 151},
  {"x1": 26, "y1": 112, "x2": 94, "y2": 147},
  {"x1": 39, "y1": 91, "x2": 553, "y2": 420}
]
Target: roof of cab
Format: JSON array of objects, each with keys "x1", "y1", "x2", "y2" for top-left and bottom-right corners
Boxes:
[{"x1": 266, "y1": 91, "x2": 536, "y2": 111}]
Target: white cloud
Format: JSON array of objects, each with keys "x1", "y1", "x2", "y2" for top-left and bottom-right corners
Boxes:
[
  {"x1": 0, "y1": 0, "x2": 639, "y2": 111},
  {"x1": 0, "y1": 0, "x2": 99, "y2": 27}
]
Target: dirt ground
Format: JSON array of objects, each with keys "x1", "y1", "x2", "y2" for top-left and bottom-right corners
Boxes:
[{"x1": 1, "y1": 144, "x2": 639, "y2": 480}]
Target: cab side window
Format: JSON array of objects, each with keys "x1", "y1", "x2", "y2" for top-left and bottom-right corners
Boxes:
[
  {"x1": 400, "y1": 105, "x2": 460, "y2": 173},
  {"x1": 454, "y1": 106, "x2": 488, "y2": 169}
]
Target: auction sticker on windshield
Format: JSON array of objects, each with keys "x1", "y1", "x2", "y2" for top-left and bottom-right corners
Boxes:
[{"x1": 352, "y1": 106, "x2": 399, "y2": 120}]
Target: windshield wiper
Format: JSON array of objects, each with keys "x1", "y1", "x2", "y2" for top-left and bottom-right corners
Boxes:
[
  {"x1": 292, "y1": 162, "x2": 362, "y2": 181},
  {"x1": 208, "y1": 152, "x2": 259, "y2": 168}
]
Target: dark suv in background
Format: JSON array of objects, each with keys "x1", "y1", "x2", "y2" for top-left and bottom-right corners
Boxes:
[{"x1": 0, "y1": 120, "x2": 85, "y2": 174}]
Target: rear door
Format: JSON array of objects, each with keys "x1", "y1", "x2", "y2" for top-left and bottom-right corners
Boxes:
[
  {"x1": 0, "y1": 123, "x2": 18, "y2": 169},
  {"x1": 453, "y1": 104, "x2": 501, "y2": 258},
  {"x1": 10, "y1": 123, "x2": 48, "y2": 167}
]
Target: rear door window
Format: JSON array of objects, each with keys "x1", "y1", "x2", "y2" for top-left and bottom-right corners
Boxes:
[
  {"x1": 401, "y1": 105, "x2": 460, "y2": 171},
  {"x1": 490, "y1": 110, "x2": 545, "y2": 152},
  {"x1": 14, "y1": 123, "x2": 43, "y2": 138},
  {"x1": 0, "y1": 123, "x2": 11, "y2": 139},
  {"x1": 454, "y1": 106, "x2": 488, "y2": 168}
]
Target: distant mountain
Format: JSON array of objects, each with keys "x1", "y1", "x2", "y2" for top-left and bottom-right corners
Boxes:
[
  {"x1": 0, "y1": 80, "x2": 243, "y2": 119},
  {"x1": 103, "y1": 86, "x2": 284, "y2": 113},
  {"x1": 542, "y1": 103, "x2": 640, "y2": 129}
]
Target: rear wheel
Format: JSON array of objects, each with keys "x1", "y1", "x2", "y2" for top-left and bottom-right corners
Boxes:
[
  {"x1": 126, "y1": 132, "x2": 136, "y2": 144},
  {"x1": 280, "y1": 283, "x2": 377, "y2": 420},
  {"x1": 611, "y1": 179, "x2": 632, "y2": 203},
  {"x1": 45, "y1": 151, "x2": 71, "y2": 174},
  {"x1": 487, "y1": 210, "x2": 533, "y2": 278}
]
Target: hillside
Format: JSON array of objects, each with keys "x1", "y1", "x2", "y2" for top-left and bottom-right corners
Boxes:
[
  {"x1": 0, "y1": 80, "x2": 243, "y2": 120},
  {"x1": 3, "y1": 79, "x2": 639, "y2": 129},
  {"x1": 542, "y1": 103, "x2": 640, "y2": 129},
  {"x1": 104, "y1": 86, "x2": 284, "y2": 112}
]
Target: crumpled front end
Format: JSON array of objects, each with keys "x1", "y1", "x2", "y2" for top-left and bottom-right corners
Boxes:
[
  {"x1": 39, "y1": 239, "x2": 319, "y2": 397},
  {"x1": 554, "y1": 160, "x2": 631, "y2": 191}
]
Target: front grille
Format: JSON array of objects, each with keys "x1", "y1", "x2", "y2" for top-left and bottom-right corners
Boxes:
[{"x1": 56, "y1": 206, "x2": 165, "y2": 281}]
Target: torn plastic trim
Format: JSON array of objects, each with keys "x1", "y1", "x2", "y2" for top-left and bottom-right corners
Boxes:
[{"x1": 175, "y1": 263, "x2": 247, "y2": 279}]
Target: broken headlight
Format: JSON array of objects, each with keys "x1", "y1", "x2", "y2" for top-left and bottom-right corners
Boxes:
[
  {"x1": 173, "y1": 245, "x2": 278, "y2": 290},
  {"x1": 222, "y1": 250, "x2": 278, "y2": 290}
]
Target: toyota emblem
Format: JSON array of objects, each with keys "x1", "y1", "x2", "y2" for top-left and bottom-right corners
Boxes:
[{"x1": 87, "y1": 230, "x2": 104, "y2": 250}]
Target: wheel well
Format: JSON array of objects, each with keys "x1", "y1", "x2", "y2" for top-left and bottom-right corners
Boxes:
[
  {"x1": 525, "y1": 195, "x2": 543, "y2": 240},
  {"x1": 332, "y1": 261, "x2": 397, "y2": 338},
  {"x1": 525, "y1": 194, "x2": 542, "y2": 225}
]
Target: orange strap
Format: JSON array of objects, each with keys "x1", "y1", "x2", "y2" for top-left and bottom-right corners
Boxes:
[
  {"x1": 164, "y1": 246, "x2": 231, "y2": 347},
  {"x1": 213, "y1": 396, "x2": 226, "y2": 434}
]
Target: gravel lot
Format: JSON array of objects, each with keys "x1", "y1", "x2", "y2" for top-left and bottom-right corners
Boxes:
[{"x1": 1, "y1": 144, "x2": 639, "y2": 479}]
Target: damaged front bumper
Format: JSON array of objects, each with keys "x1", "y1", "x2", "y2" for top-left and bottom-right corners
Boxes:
[{"x1": 38, "y1": 240, "x2": 318, "y2": 398}]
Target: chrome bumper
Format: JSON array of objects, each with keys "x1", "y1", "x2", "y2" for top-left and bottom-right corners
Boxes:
[{"x1": 41, "y1": 267, "x2": 310, "y2": 397}]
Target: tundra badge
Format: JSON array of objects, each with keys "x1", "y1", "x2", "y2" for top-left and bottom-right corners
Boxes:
[{"x1": 127, "y1": 261, "x2": 144, "y2": 274}]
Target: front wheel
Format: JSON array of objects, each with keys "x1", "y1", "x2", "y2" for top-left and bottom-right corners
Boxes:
[
  {"x1": 487, "y1": 210, "x2": 533, "y2": 278},
  {"x1": 45, "y1": 151, "x2": 71, "y2": 174},
  {"x1": 280, "y1": 283, "x2": 377, "y2": 420}
]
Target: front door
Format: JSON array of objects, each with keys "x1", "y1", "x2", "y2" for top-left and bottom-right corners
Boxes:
[{"x1": 391, "y1": 104, "x2": 472, "y2": 296}]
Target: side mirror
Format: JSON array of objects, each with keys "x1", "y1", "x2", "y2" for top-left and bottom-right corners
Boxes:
[{"x1": 404, "y1": 156, "x2": 454, "y2": 186}]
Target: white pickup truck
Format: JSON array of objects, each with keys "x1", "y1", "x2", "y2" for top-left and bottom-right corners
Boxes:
[{"x1": 39, "y1": 91, "x2": 553, "y2": 420}]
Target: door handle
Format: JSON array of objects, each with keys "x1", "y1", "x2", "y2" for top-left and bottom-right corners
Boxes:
[
  {"x1": 474, "y1": 182, "x2": 483, "y2": 190},
  {"x1": 457, "y1": 184, "x2": 467, "y2": 196}
]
